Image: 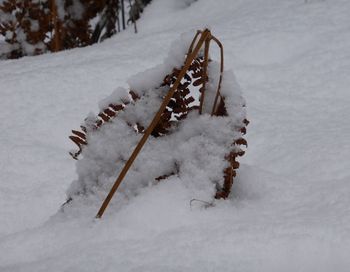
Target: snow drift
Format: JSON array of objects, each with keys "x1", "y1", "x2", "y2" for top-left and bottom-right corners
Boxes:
[{"x1": 1, "y1": 0, "x2": 350, "y2": 270}]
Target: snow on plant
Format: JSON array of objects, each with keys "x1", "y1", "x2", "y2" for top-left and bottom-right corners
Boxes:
[
  {"x1": 0, "y1": 0, "x2": 50, "y2": 58},
  {"x1": 0, "y1": 0, "x2": 152, "y2": 59},
  {"x1": 66, "y1": 30, "x2": 248, "y2": 214}
]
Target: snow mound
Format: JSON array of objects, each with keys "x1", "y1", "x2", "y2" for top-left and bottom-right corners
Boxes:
[{"x1": 65, "y1": 31, "x2": 247, "y2": 213}]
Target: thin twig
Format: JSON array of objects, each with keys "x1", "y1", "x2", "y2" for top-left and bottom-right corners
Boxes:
[{"x1": 190, "y1": 199, "x2": 215, "y2": 209}]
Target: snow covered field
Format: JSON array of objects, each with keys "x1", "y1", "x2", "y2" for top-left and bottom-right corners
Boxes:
[{"x1": 1, "y1": 0, "x2": 350, "y2": 270}]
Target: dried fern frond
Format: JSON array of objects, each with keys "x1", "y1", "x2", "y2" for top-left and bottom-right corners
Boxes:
[{"x1": 68, "y1": 29, "x2": 248, "y2": 218}]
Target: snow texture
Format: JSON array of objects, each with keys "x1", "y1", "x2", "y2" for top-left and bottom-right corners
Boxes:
[{"x1": 0, "y1": 0, "x2": 350, "y2": 271}]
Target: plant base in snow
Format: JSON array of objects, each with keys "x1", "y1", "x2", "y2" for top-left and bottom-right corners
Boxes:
[{"x1": 69, "y1": 29, "x2": 248, "y2": 218}]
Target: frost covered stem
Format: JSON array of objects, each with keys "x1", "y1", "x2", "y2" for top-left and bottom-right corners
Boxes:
[
  {"x1": 95, "y1": 29, "x2": 211, "y2": 219},
  {"x1": 199, "y1": 36, "x2": 210, "y2": 114},
  {"x1": 209, "y1": 35, "x2": 224, "y2": 115}
]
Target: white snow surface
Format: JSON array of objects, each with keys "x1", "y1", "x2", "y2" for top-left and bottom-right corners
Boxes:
[{"x1": 1, "y1": 0, "x2": 350, "y2": 271}]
